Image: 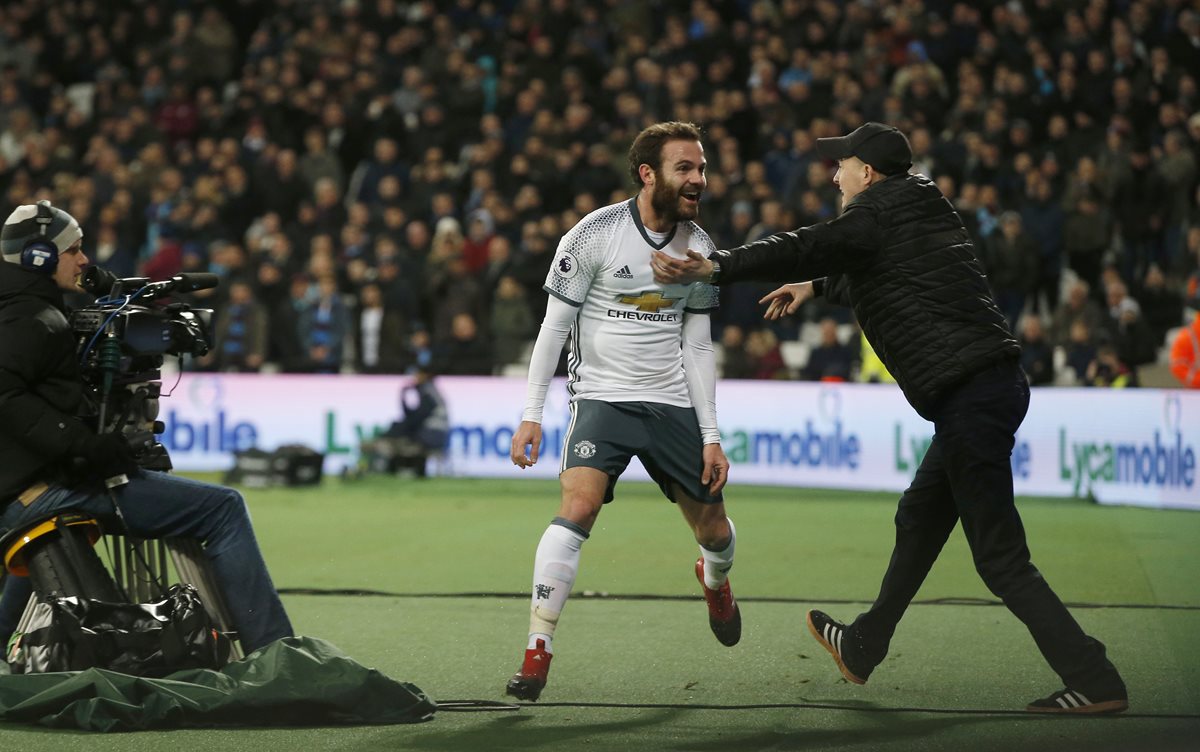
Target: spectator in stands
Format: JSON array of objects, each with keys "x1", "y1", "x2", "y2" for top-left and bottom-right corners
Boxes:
[
  {"x1": 1102, "y1": 280, "x2": 1158, "y2": 373},
  {"x1": 490, "y1": 275, "x2": 535, "y2": 370},
  {"x1": 508, "y1": 221, "x2": 555, "y2": 315},
  {"x1": 1019, "y1": 176, "x2": 1065, "y2": 314},
  {"x1": 427, "y1": 249, "x2": 485, "y2": 349},
  {"x1": 802, "y1": 318, "x2": 855, "y2": 382},
  {"x1": 211, "y1": 277, "x2": 268, "y2": 373},
  {"x1": 718, "y1": 325, "x2": 755, "y2": 380},
  {"x1": 347, "y1": 137, "x2": 407, "y2": 208},
  {"x1": 1051, "y1": 279, "x2": 1105, "y2": 348},
  {"x1": 745, "y1": 328, "x2": 787, "y2": 380},
  {"x1": 1062, "y1": 187, "x2": 1112, "y2": 293},
  {"x1": 258, "y1": 149, "x2": 309, "y2": 221},
  {"x1": 984, "y1": 211, "x2": 1041, "y2": 329},
  {"x1": 433, "y1": 312, "x2": 492, "y2": 376},
  {"x1": 462, "y1": 208, "x2": 495, "y2": 276},
  {"x1": 1113, "y1": 140, "x2": 1169, "y2": 282},
  {"x1": 251, "y1": 261, "x2": 291, "y2": 365},
  {"x1": 354, "y1": 282, "x2": 413, "y2": 374},
  {"x1": 373, "y1": 252, "x2": 421, "y2": 324},
  {"x1": 1087, "y1": 343, "x2": 1138, "y2": 388},
  {"x1": 311, "y1": 177, "x2": 348, "y2": 238},
  {"x1": 296, "y1": 276, "x2": 349, "y2": 374},
  {"x1": 1017, "y1": 314, "x2": 1055, "y2": 387},
  {"x1": 193, "y1": 7, "x2": 238, "y2": 85},
  {"x1": 481, "y1": 234, "x2": 516, "y2": 309},
  {"x1": 1158, "y1": 130, "x2": 1196, "y2": 266},
  {"x1": 299, "y1": 126, "x2": 344, "y2": 197},
  {"x1": 1064, "y1": 320, "x2": 1099, "y2": 385},
  {"x1": 1135, "y1": 264, "x2": 1186, "y2": 347}
]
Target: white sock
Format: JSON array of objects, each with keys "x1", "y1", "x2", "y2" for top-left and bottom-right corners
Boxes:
[
  {"x1": 526, "y1": 520, "x2": 587, "y2": 654},
  {"x1": 700, "y1": 517, "x2": 736, "y2": 590}
]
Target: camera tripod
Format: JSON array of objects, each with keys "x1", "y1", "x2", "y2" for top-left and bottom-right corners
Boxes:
[{"x1": 0, "y1": 473, "x2": 245, "y2": 669}]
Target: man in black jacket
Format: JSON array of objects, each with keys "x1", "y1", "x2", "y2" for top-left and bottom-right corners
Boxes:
[
  {"x1": 0, "y1": 201, "x2": 292, "y2": 654},
  {"x1": 651, "y1": 123, "x2": 1127, "y2": 714}
]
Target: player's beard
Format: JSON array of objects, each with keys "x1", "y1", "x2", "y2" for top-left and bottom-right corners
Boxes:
[{"x1": 649, "y1": 172, "x2": 700, "y2": 224}]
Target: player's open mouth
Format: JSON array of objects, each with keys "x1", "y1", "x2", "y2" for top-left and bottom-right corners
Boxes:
[{"x1": 680, "y1": 191, "x2": 701, "y2": 205}]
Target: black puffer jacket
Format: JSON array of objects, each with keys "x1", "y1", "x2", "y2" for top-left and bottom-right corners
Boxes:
[
  {"x1": 0, "y1": 262, "x2": 94, "y2": 499},
  {"x1": 714, "y1": 173, "x2": 1019, "y2": 419}
]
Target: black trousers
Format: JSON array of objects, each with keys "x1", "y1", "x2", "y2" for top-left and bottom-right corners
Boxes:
[{"x1": 852, "y1": 361, "x2": 1123, "y2": 694}]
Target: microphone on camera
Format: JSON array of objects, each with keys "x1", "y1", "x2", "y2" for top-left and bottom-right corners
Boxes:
[
  {"x1": 164, "y1": 272, "x2": 220, "y2": 293},
  {"x1": 136, "y1": 272, "x2": 221, "y2": 299}
]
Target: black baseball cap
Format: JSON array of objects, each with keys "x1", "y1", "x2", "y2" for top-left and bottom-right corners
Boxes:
[{"x1": 816, "y1": 122, "x2": 913, "y2": 175}]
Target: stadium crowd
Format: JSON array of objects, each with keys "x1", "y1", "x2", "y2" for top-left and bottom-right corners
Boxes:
[{"x1": 0, "y1": 0, "x2": 1198, "y2": 386}]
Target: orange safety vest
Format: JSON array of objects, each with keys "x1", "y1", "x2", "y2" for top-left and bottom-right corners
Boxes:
[{"x1": 1169, "y1": 313, "x2": 1200, "y2": 388}]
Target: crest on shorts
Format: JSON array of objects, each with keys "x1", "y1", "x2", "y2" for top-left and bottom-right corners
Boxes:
[
  {"x1": 573, "y1": 440, "x2": 597, "y2": 458},
  {"x1": 554, "y1": 252, "x2": 579, "y2": 279}
]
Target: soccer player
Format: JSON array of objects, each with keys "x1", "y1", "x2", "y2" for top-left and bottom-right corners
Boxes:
[{"x1": 505, "y1": 122, "x2": 737, "y2": 702}]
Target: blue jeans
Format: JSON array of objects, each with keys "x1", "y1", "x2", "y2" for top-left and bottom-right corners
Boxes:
[{"x1": 0, "y1": 471, "x2": 293, "y2": 653}]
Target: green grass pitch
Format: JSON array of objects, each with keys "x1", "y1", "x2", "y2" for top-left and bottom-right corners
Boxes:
[{"x1": 0, "y1": 475, "x2": 1197, "y2": 751}]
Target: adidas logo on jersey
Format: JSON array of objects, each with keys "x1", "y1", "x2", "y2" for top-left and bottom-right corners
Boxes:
[{"x1": 613, "y1": 265, "x2": 634, "y2": 279}]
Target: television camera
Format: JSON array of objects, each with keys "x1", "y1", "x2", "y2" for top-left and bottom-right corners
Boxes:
[{"x1": 70, "y1": 267, "x2": 218, "y2": 470}]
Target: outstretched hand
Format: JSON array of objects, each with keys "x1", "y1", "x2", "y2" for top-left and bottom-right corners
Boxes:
[
  {"x1": 651, "y1": 249, "x2": 712, "y2": 285},
  {"x1": 760, "y1": 282, "x2": 815, "y2": 320}
]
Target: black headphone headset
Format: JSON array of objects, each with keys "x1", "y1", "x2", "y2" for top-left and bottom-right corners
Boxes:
[{"x1": 20, "y1": 200, "x2": 59, "y2": 275}]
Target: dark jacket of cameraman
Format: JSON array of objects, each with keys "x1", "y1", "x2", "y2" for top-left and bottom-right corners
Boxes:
[
  {"x1": 0, "y1": 262, "x2": 95, "y2": 500},
  {"x1": 712, "y1": 173, "x2": 1019, "y2": 419}
]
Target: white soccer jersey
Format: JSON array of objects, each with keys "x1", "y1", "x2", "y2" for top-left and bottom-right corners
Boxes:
[{"x1": 543, "y1": 198, "x2": 718, "y2": 407}]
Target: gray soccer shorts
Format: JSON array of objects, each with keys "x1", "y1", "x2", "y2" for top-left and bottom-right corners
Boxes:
[{"x1": 559, "y1": 399, "x2": 722, "y2": 505}]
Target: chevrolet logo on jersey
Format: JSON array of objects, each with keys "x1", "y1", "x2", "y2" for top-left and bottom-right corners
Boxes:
[{"x1": 617, "y1": 291, "x2": 680, "y2": 313}]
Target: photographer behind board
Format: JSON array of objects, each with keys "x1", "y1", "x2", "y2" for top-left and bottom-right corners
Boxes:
[
  {"x1": 375, "y1": 366, "x2": 449, "y2": 477},
  {"x1": 0, "y1": 201, "x2": 293, "y2": 653}
]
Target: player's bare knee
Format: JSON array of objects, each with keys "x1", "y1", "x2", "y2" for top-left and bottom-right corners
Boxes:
[
  {"x1": 690, "y1": 509, "x2": 731, "y2": 548},
  {"x1": 557, "y1": 494, "x2": 602, "y2": 530},
  {"x1": 695, "y1": 525, "x2": 731, "y2": 550}
]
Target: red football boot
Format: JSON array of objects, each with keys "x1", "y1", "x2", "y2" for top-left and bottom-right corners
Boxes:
[
  {"x1": 505, "y1": 638, "x2": 553, "y2": 701},
  {"x1": 695, "y1": 557, "x2": 741, "y2": 646}
]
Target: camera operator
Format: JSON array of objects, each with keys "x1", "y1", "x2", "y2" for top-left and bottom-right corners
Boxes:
[{"x1": 0, "y1": 201, "x2": 293, "y2": 653}]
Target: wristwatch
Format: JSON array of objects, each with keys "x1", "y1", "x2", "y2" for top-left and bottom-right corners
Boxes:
[{"x1": 707, "y1": 259, "x2": 722, "y2": 285}]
